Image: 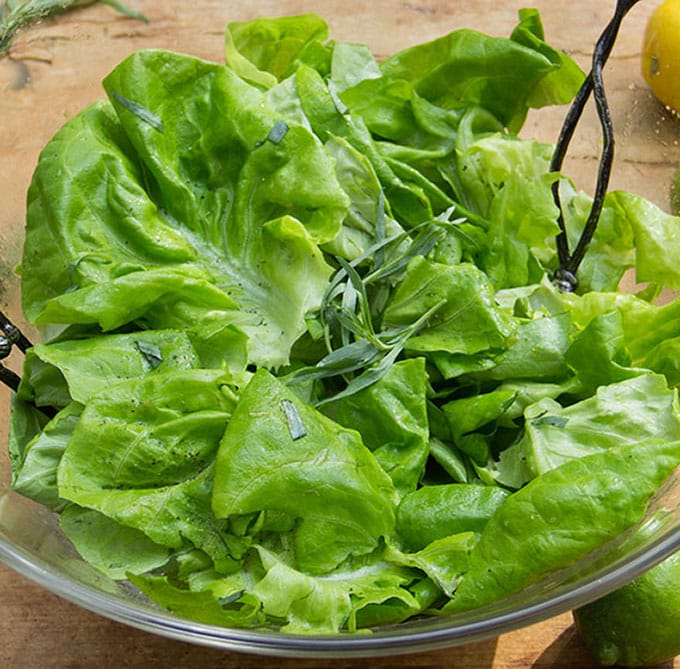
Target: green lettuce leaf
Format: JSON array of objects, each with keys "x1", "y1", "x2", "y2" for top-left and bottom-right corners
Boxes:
[
  {"x1": 496, "y1": 374, "x2": 680, "y2": 488},
  {"x1": 128, "y1": 571, "x2": 264, "y2": 627},
  {"x1": 446, "y1": 438, "x2": 680, "y2": 613},
  {"x1": 60, "y1": 504, "x2": 171, "y2": 579},
  {"x1": 225, "y1": 14, "x2": 329, "y2": 88},
  {"x1": 10, "y1": 401, "x2": 81, "y2": 510},
  {"x1": 396, "y1": 484, "x2": 509, "y2": 551},
  {"x1": 382, "y1": 256, "x2": 516, "y2": 355},
  {"x1": 212, "y1": 369, "x2": 398, "y2": 574},
  {"x1": 320, "y1": 358, "x2": 430, "y2": 496},
  {"x1": 23, "y1": 47, "x2": 351, "y2": 369},
  {"x1": 57, "y1": 369, "x2": 240, "y2": 570},
  {"x1": 250, "y1": 546, "x2": 420, "y2": 633},
  {"x1": 17, "y1": 330, "x2": 200, "y2": 408},
  {"x1": 379, "y1": 14, "x2": 584, "y2": 132}
]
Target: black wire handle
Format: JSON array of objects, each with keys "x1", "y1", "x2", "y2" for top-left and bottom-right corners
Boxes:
[
  {"x1": 0, "y1": 309, "x2": 33, "y2": 392},
  {"x1": 551, "y1": 0, "x2": 644, "y2": 292}
]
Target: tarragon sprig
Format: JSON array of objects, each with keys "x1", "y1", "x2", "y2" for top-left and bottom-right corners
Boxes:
[
  {"x1": 0, "y1": 0, "x2": 147, "y2": 57},
  {"x1": 285, "y1": 205, "x2": 470, "y2": 405}
]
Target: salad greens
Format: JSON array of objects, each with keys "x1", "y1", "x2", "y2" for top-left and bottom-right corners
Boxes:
[{"x1": 9, "y1": 10, "x2": 680, "y2": 633}]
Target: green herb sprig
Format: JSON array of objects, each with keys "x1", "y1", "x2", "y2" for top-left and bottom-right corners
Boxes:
[
  {"x1": 284, "y1": 206, "x2": 470, "y2": 405},
  {"x1": 0, "y1": 0, "x2": 147, "y2": 57}
]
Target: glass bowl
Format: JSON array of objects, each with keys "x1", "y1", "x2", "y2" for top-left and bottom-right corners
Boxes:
[{"x1": 1, "y1": 0, "x2": 680, "y2": 658}]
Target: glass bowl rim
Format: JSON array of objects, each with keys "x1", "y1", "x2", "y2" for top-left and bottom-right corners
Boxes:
[{"x1": 1, "y1": 512, "x2": 680, "y2": 658}]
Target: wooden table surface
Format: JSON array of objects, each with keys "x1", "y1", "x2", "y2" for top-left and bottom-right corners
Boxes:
[{"x1": 1, "y1": 1, "x2": 680, "y2": 666}]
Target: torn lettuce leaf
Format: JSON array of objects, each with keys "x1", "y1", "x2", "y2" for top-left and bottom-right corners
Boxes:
[
  {"x1": 382, "y1": 256, "x2": 516, "y2": 355},
  {"x1": 496, "y1": 374, "x2": 680, "y2": 489},
  {"x1": 59, "y1": 504, "x2": 171, "y2": 580},
  {"x1": 446, "y1": 439, "x2": 680, "y2": 613},
  {"x1": 23, "y1": 49, "x2": 349, "y2": 369},
  {"x1": 320, "y1": 357, "x2": 430, "y2": 497},
  {"x1": 57, "y1": 369, "x2": 241, "y2": 571},
  {"x1": 212, "y1": 369, "x2": 398, "y2": 574}
]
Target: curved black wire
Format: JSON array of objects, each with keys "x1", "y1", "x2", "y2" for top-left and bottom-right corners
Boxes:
[
  {"x1": 0, "y1": 309, "x2": 33, "y2": 392},
  {"x1": 551, "y1": 0, "x2": 645, "y2": 291}
]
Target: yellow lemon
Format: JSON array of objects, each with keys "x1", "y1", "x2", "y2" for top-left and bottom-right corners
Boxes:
[{"x1": 642, "y1": 0, "x2": 680, "y2": 112}]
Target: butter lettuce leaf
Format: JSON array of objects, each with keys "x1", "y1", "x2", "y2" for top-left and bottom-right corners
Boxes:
[
  {"x1": 496, "y1": 374, "x2": 680, "y2": 488},
  {"x1": 382, "y1": 256, "x2": 516, "y2": 355},
  {"x1": 379, "y1": 13, "x2": 584, "y2": 132},
  {"x1": 57, "y1": 369, "x2": 240, "y2": 570},
  {"x1": 225, "y1": 14, "x2": 330, "y2": 88},
  {"x1": 320, "y1": 357, "x2": 430, "y2": 497},
  {"x1": 59, "y1": 504, "x2": 171, "y2": 579},
  {"x1": 23, "y1": 48, "x2": 350, "y2": 369},
  {"x1": 250, "y1": 546, "x2": 421, "y2": 634},
  {"x1": 212, "y1": 369, "x2": 398, "y2": 574},
  {"x1": 447, "y1": 439, "x2": 680, "y2": 612}
]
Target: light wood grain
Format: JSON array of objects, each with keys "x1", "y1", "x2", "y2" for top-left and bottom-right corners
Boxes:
[{"x1": 1, "y1": 1, "x2": 680, "y2": 666}]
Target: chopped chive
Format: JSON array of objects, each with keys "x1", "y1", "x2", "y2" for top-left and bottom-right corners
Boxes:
[
  {"x1": 280, "y1": 399, "x2": 307, "y2": 440},
  {"x1": 218, "y1": 589, "x2": 245, "y2": 606},
  {"x1": 267, "y1": 120, "x2": 289, "y2": 144},
  {"x1": 111, "y1": 91, "x2": 164, "y2": 133},
  {"x1": 136, "y1": 340, "x2": 163, "y2": 369}
]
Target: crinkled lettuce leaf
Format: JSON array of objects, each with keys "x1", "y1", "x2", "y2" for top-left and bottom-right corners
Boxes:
[
  {"x1": 10, "y1": 331, "x2": 203, "y2": 510},
  {"x1": 225, "y1": 14, "x2": 330, "y2": 88},
  {"x1": 379, "y1": 9, "x2": 584, "y2": 132},
  {"x1": 446, "y1": 439, "x2": 680, "y2": 612},
  {"x1": 57, "y1": 369, "x2": 241, "y2": 571},
  {"x1": 382, "y1": 256, "x2": 516, "y2": 355},
  {"x1": 320, "y1": 358, "x2": 430, "y2": 497},
  {"x1": 212, "y1": 369, "x2": 398, "y2": 574},
  {"x1": 496, "y1": 374, "x2": 680, "y2": 488},
  {"x1": 23, "y1": 49, "x2": 349, "y2": 369}
]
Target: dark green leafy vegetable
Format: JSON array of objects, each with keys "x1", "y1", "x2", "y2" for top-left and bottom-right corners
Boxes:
[{"x1": 8, "y1": 11, "x2": 680, "y2": 634}]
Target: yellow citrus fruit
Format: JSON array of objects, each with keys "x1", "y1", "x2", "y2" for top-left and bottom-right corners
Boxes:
[
  {"x1": 642, "y1": 0, "x2": 680, "y2": 112},
  {"x1": 573, "y1": 550, "x2": 680, "y2": 667}
]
